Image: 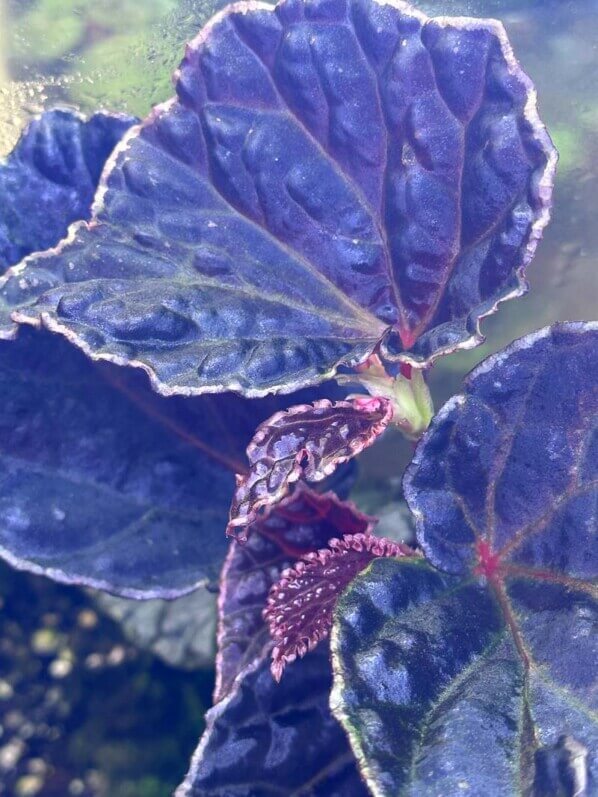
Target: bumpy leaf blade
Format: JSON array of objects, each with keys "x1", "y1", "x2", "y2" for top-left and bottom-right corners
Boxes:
[
  {"x1": 266, "y1": 532, "x2": 412, "y2": 682},
  {"x1": 178, "y1": 644, "x2": 369, "y2": 797},
  {"x1": 0, "y1": 109, "x2": 136, "y2": 272},
  {"x1": 0, "y1": 0, "x2": 555, "y2": 395},
  {"x1": 404, "y1": 321, "x2": 598, "y2": 580},
  {"x1": 214, "y1": 472, "x2": 372, "y2": 797},
  {"x1": 332, "y1": 558, "x2": 528, "y2": 796},
  {"x1": 332, "y1": 323, "x2": 598, "y2": 795},
  {"x1": 0, "y1": 327, "x2": 334, "y2": 597},
  {"x1": 216, "y1": 483, "x2": 373, "y2": 702},
  {"x1": 227, "y1": 397, "x2": 392, "y2": 540}
]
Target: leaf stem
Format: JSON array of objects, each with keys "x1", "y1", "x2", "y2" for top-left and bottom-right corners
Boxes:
[{"x1": 337, "y1": 356, "x2": 433, "y2": 440}]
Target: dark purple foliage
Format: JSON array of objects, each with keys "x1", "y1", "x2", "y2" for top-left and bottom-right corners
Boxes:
[
  {"x1": 0, "y1": 2, "x2": 580, "y2": 794},
  {"x1": 181, "y1": 484, "x2": 373, "y2": 795},
  {"x1": 332, "y1": 323, "x2": 598, "y2": 795},
  {"x1": 227, "y1": 396, "x2": 392, "y2": 540},
  {"x1": 0, "y1": 109, "x2": 136, "y2": 273},
  {"x1": 216, "y1": 483, "x2": 373, "y2": 701},
  {"x1": 0, "y1": 0, "x2": 554, "y2": 397},
  {"x1": 265, "y1": 531, "x2": 412, "y2": 681},
  {"x1": 0, "y1": 327, "x2": 339, "y2": 597},
  {"x1": 405, "y1": 321, "x2": 597, "y2": 581},
  {"x1": 178, "y1": 644, "x2": 369, "y2": 797}
]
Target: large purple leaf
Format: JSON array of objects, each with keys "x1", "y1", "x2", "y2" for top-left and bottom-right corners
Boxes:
[
  {"x1": 404, "y1": 321, "x2": 598, "y2": 579},
  {"x1": 0, "y1": 109, "x2": 136, "y2": 273},
  {"x1": 0, "y1": 0, "x2": 555, "y2": 396},
  {"x1": 215, "y1": 483, "x2": 373, "y2": 702},
  {"x1": 332, "y1": 559, "x2": 507, "y2": 796},
  {"x1": 331, "y1": 323, "x2": 597, "y2": 795},
  {"x1": 0, "y1": 327, "x2": 336, "y2": 597},
  {"x1": 227, "y1": 396, "x2": 392, "y2": 540}
]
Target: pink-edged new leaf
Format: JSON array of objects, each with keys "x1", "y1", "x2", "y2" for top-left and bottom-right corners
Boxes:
[
  {"x1": 227, "y1": 397, "x2": 393, "y2": 540},
  {"x1": 265, "y1": 533, "x2": 414, "y2": 682},
  {"x1": 215, "y1": 483, "x2": 375, "y2": 702}
]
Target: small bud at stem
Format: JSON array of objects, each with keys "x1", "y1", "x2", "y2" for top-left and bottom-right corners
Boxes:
[{"x1": 336, "y1": 356, "x2": 433, "y2": 440}]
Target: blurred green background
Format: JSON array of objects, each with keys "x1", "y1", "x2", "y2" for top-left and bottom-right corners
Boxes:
[{"x1": 0, "y1": 0, "x2": 596, "y2": 795}]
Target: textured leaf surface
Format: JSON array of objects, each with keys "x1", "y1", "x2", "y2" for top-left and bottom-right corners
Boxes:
[
  {"x1": 0, "y1": 327, "x2": 333, "y2": 597},
  {"x1": 404, "y1": 321, "x2": 598, "y2": 579},
  {"x1": 332, "y1": 559, "x2": 507, "y2": 796},
  {"x1": 178, "y1": 643, "x2": 368, "y2": 797},
  {"x1": 227, "y1": 397, "x2": 391, "y2": 539},
  {"x1": 0, "y1": 0, "x2": 555, "y2": 395},
  {"x1": 332, "y1": 323, "x2": 598, "y2": 796},
  {"x1": 266, "y1": 531, "x2": 411, "y2": 682},
  {"x1": 216, "y1": 484, "x2": 372, "y2": 702},
  {"x1": 0, "y1": 109, "x2": 136, "y2": 273}
]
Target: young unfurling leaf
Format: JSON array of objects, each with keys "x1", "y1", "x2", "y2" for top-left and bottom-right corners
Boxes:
[
  {"x1": 265, "y1": 532, "x2": 413, "y2": 681},
  {"x1": 216, "y1": 483, "x2": 374, "y2": 701},
  {"x1": 227, "y1": 397, "x2": 392, "y2": 540},
  {"x1": 185, "y1": 485, "x2": 374, "y2": 795}
]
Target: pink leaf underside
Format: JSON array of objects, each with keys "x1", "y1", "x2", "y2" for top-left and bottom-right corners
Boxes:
[
  {"x1": 264, "y1": 532, "x2": 414, "y2": 682},
  {"x1": 227, "y1": 397, "x2": 393, "y2": 540},
  {"x1": 214, "y1": 483, "x2": 376, "y2": 702}
]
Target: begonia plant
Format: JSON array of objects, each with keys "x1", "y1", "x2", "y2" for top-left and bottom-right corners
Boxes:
[{"x1": 1, "y1": 0, "x2": 595, "y2": 794}]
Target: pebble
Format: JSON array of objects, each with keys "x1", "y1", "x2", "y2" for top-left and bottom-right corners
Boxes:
[{"x1": 15, "y1": 775, "x2": 44, "y2": 796}]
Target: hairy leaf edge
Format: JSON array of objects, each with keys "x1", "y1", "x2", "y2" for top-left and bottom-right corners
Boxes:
[{"x1": 215, "y1": 483, "x2": 377, "y2": 701}]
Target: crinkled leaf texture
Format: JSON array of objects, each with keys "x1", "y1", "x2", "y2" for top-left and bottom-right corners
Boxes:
[
  {"x1": 0, "y1": 327, "x2": 336, "y2": 597},
  {"x1": 332, "y1": 323, "x2": 597, "y2": 796},
  {"x1": 0, "y1": 109, "x2": 136, "y2": 273},
  {"x1": 181, "y1": 486, "x2": 371, "y2": 795},
  {"x1": 216, "y1": 483, "x2": 372, "y2": 702},
  {"x1": 266, "y1": 531, "x2": 412, "y2": 682},
  {"x1": 178, "y1": 644, "x2": 369, "y2": 796},
  {"x1": 227, "y1": 396, "x2": 391, "y2": 539},
  {"x1": 0, "y1": 0, "x2": 555, "y2": 396}
]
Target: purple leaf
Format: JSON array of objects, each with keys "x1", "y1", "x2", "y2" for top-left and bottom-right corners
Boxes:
[
  {"x1": 178, "y1": 643, "x2": 369, "y2": 797},
  {"x1": 331, "y1": 558, "x2": 514, "y2": 796},
  {"x1": 185, "y1": 484, "x2": 372, "y2": 794},
  {"x1": 404, "y1": 321, "x2": 598, "y2": 582},
  {"x1": 0, "y1": 0, "x2": 555, "y2": 395},
  {"x1": 227, "y1": 396, "x2": 392, "y2": 540},
  {"x1": 266, "y1": 531, "x2": 413, "y2": 682},
  {"x1": 216, "y1": 483, "x2": 373, "y2": 702},
  {"x1": 0, "y1": 327, "x2": 337, "y2": 597},
  {"x1": 331, "y1": 322, "x2": 597, "y2": 795},
  {"x1": 0, "y1": 109, "x2": 136, "y2": 273}
]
